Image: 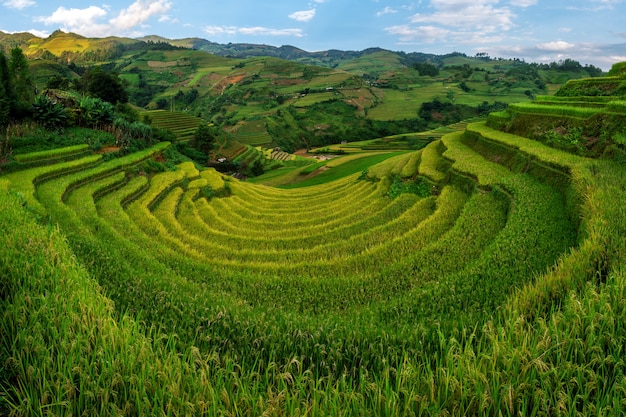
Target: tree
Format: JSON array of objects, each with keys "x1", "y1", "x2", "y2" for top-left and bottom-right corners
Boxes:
[
  {"x1": 80, "y1": 66, "x2": 128, "y2": 104},
  {"x1": 413, "y1": 62, "x2": 439, "y2": 77},
  {"x1": 0, "y1": 52, "x2": 12, "y2": 131},
  {"x1": 194, "y1": 123, "x2": 216, "y2": 154},
  {"x1": 250, "y1": 159, "x2": 264, "y2": 177},
  {"x1": 9, "y1": 47, "x2": 34, "y2": 116}
]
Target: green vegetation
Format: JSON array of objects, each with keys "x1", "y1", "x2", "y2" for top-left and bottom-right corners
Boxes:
[
  {"x1": 2, "y1": 31, "x2": 604, "y2": 154},
  {"x1": 2, "y1": 37, "x2": 626, "y2": 416}
]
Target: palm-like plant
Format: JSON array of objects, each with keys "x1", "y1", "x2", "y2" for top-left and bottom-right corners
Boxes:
[{"x1": 32, "y1": 95, "x2": 67, "y2": 130}]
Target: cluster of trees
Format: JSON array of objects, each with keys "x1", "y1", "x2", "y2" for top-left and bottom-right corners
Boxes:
[
  {"x1": 418, "y1": 99, "x2": 507, "y2": 126},
  {"x1": 1, "y1": 48, "x2": 163, "y2": 156},
  {"x1": 0, "y1": 47, "x2": 34, "y2": 130},
  {"x1": 3, "y1": 47, "x2": 220, "y2": 162},
  {"x1": 534, "y1": 59, "x2": 603, "y2": 76},
  {"x1": 0, "y1": 46, "x2": 131, "y2": 134},
  {"x1": 413, "y1": 62, "x2": 440, "y2": 77}
]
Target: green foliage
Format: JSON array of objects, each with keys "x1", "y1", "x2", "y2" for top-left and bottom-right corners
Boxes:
[
  {"x1": 13, "y1": 144, "x2": 89, "y2": 163},
  {"x1": 413, "y1": 61, "x2": 439, "y2": 76},
  {"x1": 32, "y1": 94, "x2": 68, "y2": 130},
  {"x1": 419, "y1": 99, "x2": 505, "y2": 126},
  {"x1": 540, "y1": 127, "x2": 584, "y2": 155},
  {"x1": 8, "y1": 47, "x2": 34, "y2": 114},
  {"x1": 608, "y1": 61, "x2": 626, "y2": 77},
  {"x1": 508, "y1": 102, "x2": 603, "y2": 118},
  {"x1": 8, "y1": 126, "x2": 114, "y2": 155},
  {"x1": 78, "y1": 96, "x2": 115, "y2": 128},
  {"x1": 250, "y1": 159, "x2": 264, "y2": 176},
  {"x1": 193, "y1": 123, "x2": 215, "y2": 154},
  {"x1": 112, "y1": 118, "x2": 155, "y2": 153},
  {"x1": 387, "y1": 175, "x2": 431, "y2": 199},
  {"x1": 0, "y1": 50, "x2": 21, "y2": 126},
  {"x1": 173, "y1": 141, "x2": 208, "y2": 164},
  {"x1": 556, "y1": 77, "x2": 626, "y2": 97},
  {"x1": 79, "y1": 66, "x2": 129, "y2": 104}
]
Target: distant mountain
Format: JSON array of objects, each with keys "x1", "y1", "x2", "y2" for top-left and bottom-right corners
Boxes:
[
  {"x1": 137, "y1": 35, "x2": 439, "y2": 68},
  {"x1": 2, "y1": 30, "x2": 437, "y2": 69}
]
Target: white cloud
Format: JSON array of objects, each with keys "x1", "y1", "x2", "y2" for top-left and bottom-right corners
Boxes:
[
  {"x1": 27, "y1": 28, "x2": 48, "y2": 37},
  {"x1": 110, "y1": 0, "x2": 171, "y2": 31},
  {"x1": 488, "y1": 41, "x2": 626, "y2": 71},
  {"x1": 568, "y1": 0, "x2": 624, "y2": 12},
  {"x1": 3, "y1": 0, "x2": 35, "y2": 9},
  {"x1": 509, "y1": 0, "x2": 537, "y2": 6},
  {"x1": 203, "y1": 25, "x2": 303, "y2": 38},
  {"x1": 386, "y1": 24, "x2": 450, "y2": 43},
  {"x1": 203, "y1": 26, "x2": 239, "y2": 36},
  {"x1": 37, "y1": 6, "x2": 108, "y2": 34},
  {"x1": 158, "y1": 15, "x2": 177, "y2": 23},
  {"x1": 35, "y1": 0, "x2": 172, "y2": 37},
  {"x1": 289, "y1": 9, "x2": 316, "y2": 22},
  {"x1": 386, "y1": 0, "x2": 516, "y2": 45},
  {"x1": 239, "y1": 27, "x2": 303, "y2": 37},
  {"x1": 536, "y1": 40, "x2": 575, "y2": 51},
  {"x1": 377, "y1": 6, "x2": 398, "y2": 16},
  {"x1": 410, "y1": 1, "x2": 515, "y2": 31},
  {"x1": 1, "y1": 28, "x2": 48, "y2": 37}
]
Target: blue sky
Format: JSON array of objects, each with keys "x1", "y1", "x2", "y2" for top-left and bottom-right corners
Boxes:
[{"x1": 1, "y1": 0, "x2": 625, "y2": 70}]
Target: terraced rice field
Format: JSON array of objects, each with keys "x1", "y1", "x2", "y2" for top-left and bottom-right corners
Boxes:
[
  {"x1": 3, "y1": 70, "x2": 626, "y2": 415},
  {"x1": 142, "y1": 109, "x2": 205, "y2": 142}
]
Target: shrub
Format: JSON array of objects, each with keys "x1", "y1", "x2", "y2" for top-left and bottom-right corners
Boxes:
[{"x1": 32, "y1": 95, "x2": 68, "y2": 130}]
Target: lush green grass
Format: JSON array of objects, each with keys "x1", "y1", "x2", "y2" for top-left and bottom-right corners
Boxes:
[
  {"x1": 13, "y1": 144, "x2": 90, "y2": 163},
  {"x1": 508, "y1": 102, "x2": 604, "y2": 119}
]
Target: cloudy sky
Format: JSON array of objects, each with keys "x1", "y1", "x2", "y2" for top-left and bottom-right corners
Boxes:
[{"x1": 1, "y1": 0, "x2": 625, "y2": 70}]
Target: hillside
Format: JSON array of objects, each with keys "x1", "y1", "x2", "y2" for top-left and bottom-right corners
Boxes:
[
  {"x1": 1, "y1": 61, "x2": 626, "y2": 415},
  {"x1": 1, "y1": 31, "x2": 604, "y2": 152}
]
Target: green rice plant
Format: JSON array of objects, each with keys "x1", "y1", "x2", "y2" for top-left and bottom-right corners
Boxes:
[
  {"x1": 606, "y1": 100, "x2": 626, "y2": 113},
  {"x1": 400, "y1": 150, "x2": 421, "y2": 178},
  {"x1": 4, "y1": 154, "x2": 103, "y2": 214},
  {"x1": 191, "y1": 184, "x2": 385, "y2": 242},
  {"x1": 464, "y1": 122, "x2": 581, "y2": 170},
  {"x1": 177, "y1": 160, "x2": 200, "y2": 178},
  {"x1": 418, "y1": 140, "x2": 448, "y2": 183},
  {"x1": 366, "y1": 152, "x2": 413, "y2": 178},
  {"x1": 200, "y1": 168, "x2": 227, "y2": 193},
  {"x1": 285, "y1": 153, "x2": 404, "y2": 188},
  {"x1": 178, "y1": 189, "x2": 410, "y2": 251},
  {"x1": 508, "y1": 102, "x2": 603, "y2": 119},
  {"x1": 13, "y1": 144, "x2": 90, "y2": 164},
  {"x1": 157, "y1": 193, "x2": 434, "y2": 267},
  {"x1": 534, "y1": 95, "x2": 616, "y2": 103},
  {"x1": 299, "y1": 160, "x2": 327, "y2": 175},
  {"x1": 442, "y1": 131, "x2": 512, "y2": 186},
  {"x1": 0, "y1": 187, "x2": 228, "y2": 416}
]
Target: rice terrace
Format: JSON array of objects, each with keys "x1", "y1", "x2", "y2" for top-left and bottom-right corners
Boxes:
[{"x1": 1, "y1": 30, "x2": 626, "y2": 416}]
